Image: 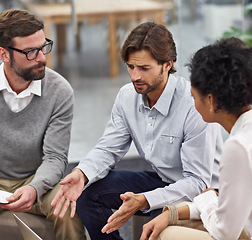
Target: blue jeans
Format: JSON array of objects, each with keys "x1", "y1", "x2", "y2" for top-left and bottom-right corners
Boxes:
[{"x1": 76, "y1": 170, "x2": 167, "y2": 240}]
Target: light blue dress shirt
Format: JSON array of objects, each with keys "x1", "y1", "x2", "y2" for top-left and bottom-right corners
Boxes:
[{"x1": 77, "y1": 74, "x2": 222, "y2": 211}]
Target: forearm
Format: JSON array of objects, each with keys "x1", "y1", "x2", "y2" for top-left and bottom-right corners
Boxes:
[
  {"x1": 143, "y1": 176, "x2": 204, "y2": 211},
  {"x1": 178, "y1": 205, "x2": 190, "y2": 220},
  {"x1": 77, "y1": 140, "x2": 131, "y2": 187},
  {"x1": 30, "y1": 158, "x2": 66, "y2": 199}
]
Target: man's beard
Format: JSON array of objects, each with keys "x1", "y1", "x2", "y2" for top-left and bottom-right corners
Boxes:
[
  {"x1": 10, "y1": 59, "x2": 46, "y2": 81},
  {"x1": 133, "y1": 67, "x2": 164, "y2": 95}
]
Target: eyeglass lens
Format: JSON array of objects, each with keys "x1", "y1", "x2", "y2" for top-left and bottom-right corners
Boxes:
[{"x1": 27, "y1": 42, "x2": 52, "y2": 60}]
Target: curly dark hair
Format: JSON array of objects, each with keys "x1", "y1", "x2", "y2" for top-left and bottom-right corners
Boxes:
[
  {"x1": 188, "y1": 37, "x2": 252, "y2": 114},
  {"x1": 121, "y1": 21, "x2": 177, "y2": 74}
]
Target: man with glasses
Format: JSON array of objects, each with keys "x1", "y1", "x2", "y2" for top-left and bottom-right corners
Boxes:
[
  {"x1": 0, "y1": 9, "x2": 86, "y2": 240},
  {"x1": 8, "y1": 38, "x2": 53, "y2": 61}
]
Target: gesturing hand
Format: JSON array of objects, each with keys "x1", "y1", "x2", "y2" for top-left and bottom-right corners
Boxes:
[
  {"x1": 51, "y1": 168, "x2": 86, "y2": 218},
  {"x1": 102, "y1": 192, "x2": 149, "y2": 234}
]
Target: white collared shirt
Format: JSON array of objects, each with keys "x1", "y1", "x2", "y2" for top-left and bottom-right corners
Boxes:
[
  {"x1": 77, "y1": 75, "x2": 222, "y2": 211},
  {"x1": 0, "y1": 63, "x2": 41, "y2": 112},
  {"x1": 188, "y1": 109, "x2": 252, "y2": 239}
]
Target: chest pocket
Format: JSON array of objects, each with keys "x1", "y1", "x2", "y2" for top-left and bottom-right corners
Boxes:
[{"x1": 157, "y1": 134, "x2": 182, "y2": 166}]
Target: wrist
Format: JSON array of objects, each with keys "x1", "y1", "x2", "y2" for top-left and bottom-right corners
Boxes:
[
  {"x1": 73, "y1": 168, "x2": 88, "y2": 184},
  {"x1": 136, "y1": 193, "x2": 150, "y2": 210}
]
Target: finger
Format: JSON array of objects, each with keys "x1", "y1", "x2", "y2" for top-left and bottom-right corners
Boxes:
[
  {"x1": 59, "y1": 198, "x2": 71, "y2": 219},
  {"x1": 2, "y1": 197, "x2": 24, "y2": 210},
  {"x1": 70, "y1": 201, "x2": 76, "y2": 218},
  {"x1": 140, "y1": 224, "x2": 153, "y2": 240},
  {"x1": 53, "y1": 195, "x2": 66, "y2": 216},
  {"x1": 11, "y1": 205, "x2": 31, "y2": 212},
  {"x1": 102, "y1": 216, "x2": 121, "y2": 233},
  {"x1": 51, "y1": 188, "x2": 64, "y2": 207},
  {"x1": 105, "y1": 215, "x2": 129, "y2": 234},
  {"x1": 3, "y1": 201, "x2": 30, "y2": 212},
  {"x1": 0, "y1": 203, "x2": 11, "y2": 210},
  {"x1": 147, "y1": 228, "x2": 160, "y2": 240},
  {"x1": 5, "y1": 194, "x2": 15, "y2": 202},
  {"x1": 0, "y1": 203, "x2": 7, "y2": 208},
  {"x1": 107, "y1": 209, "x2": 122, "y2": 223},
  {"x1": 101, "y1": 223, "x2": 108, "y2": 233},
  {"x1": 6, "y1": 191, "x2": 21, "y2": 202},
  {"x1": 102, "y1": 223, "x2": 118, "y2": 234},
  {"x1": 104, "y1": 226, "x2": 117, "y2": 234},
  {"x1": 140, "y1": 230, "x2": 149, "y2": 240}
]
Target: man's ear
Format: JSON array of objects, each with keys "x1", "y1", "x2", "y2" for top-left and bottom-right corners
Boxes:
[
  {"x1": 0, "y1": 47, "x2": 11, "y2": 63},
  {"x1": 163, "y1": 60, "x2": 173, "y2": 72}
]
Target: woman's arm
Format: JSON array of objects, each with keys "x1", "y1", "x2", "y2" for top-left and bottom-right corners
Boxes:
[{"x1": 140, "y1": 205, "x2": 190, "y2": 240}]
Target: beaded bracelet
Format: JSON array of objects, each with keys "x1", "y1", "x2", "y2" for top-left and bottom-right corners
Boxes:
[{"x1": 163, "y1": 205, "x2": 179, "y2": 225}]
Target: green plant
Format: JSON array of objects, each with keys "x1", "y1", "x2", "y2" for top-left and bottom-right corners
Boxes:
[
  {"x1": 222, "y1": 3, "x2": 252, "y2": 46},
  {"x1": 222, "y1": 26, "x2": 252, "y2": 46}
]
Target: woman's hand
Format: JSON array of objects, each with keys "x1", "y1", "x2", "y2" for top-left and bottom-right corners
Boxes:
[{"x1": 140, "y1": 210, "x2": 170, "y2": 240}]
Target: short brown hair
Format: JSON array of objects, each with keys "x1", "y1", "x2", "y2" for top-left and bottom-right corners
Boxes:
[
  {"x1": 121, "y1": 21, "x2": 177, "y2": 74},
  {"x1": 0, "y1": 9, "x2": 44, "y2": 48}
]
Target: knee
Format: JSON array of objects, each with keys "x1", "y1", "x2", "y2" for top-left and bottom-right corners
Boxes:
[
  {"x1": 76, "y1": 187, "x2": 95, "y2": 210},
  {"x1": 77, "y1": 180, "x2": 107, "y2": 205}
]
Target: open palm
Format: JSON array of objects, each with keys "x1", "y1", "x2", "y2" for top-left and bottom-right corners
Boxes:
[{"x1": 51, "y1": 169, "x2": 85, "y2": 218}]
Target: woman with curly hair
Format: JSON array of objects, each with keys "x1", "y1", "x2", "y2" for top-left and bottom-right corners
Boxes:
[{"x1": 140, "y1": 37, "x2": 252, "y2": 240}]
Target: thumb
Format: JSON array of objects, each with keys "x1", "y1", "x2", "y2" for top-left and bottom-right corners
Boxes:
[
  {"x1": 120, "y1": 193, "x2": 127, "y2": 201},
  {"x1": 7, "y1": 190, "x2": 21, "y2": 202},
  {"x1": 120, "y1": 192, "x2": 134, "y2": 201},
  {"x1": 60, "y1": 174, "x2": 74, "y2": 185}
]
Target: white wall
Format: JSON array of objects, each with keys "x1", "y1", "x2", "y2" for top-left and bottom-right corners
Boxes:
[{"x1": 203, "y1": 3, "x2": 243, "y2": 40}]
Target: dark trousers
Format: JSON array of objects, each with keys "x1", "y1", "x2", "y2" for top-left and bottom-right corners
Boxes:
[{"x1": 76, "y1": 170, "x2": 167, "y2": 240}]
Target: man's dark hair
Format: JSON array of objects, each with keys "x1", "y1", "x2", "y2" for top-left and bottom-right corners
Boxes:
[
  {"x1": 188, "y1": 37, "x2": 252, "y2": 114},
  {"x1": 121, "y1": 21, "x2": 177, "y2": 74},
  {"x1": 0, "y1": 9, "x2": 44, "y2": 48}
]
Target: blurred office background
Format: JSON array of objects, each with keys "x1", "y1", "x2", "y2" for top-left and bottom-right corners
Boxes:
[
  {"x1": 1, "y1": 0, "x2": 250, "y2": 163},
  {"x1": 0, "y1": 0, "x2": 251, "y2": 239}
]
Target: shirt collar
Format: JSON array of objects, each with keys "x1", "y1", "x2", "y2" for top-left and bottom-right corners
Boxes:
[
  {"x1": 0, "y1": 63, "x2": 7, "y2": 92},
  {"x1": 139, "y1": 74, "x2": 177, "y2": 116},
  {"x1": 230, "y1": 109, "x2": 252, "y2": 136},
  {"x1": 0, "y1": 62, "x2": 41, "y2": 97}
]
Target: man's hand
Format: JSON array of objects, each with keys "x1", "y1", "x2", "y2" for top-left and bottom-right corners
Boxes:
[
  {"x1": 0, "y1": 185, "x2": 37, "y2": 212},
  {"x1": 51, "y1": 168, "x2": 86, "y2": 219},
  {"x1": 140, "y1": 211, "x2": 170, "y2": 240},
  {"x1": 101, "y1": 192, "x2": 149, "y2": 234}
]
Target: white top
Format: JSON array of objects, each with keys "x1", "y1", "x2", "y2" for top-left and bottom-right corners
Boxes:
[
  {"x1": 188, "y1": 109, "x2": 252, "y2": 240},
  {"x1": 0, "y1": 63, "x2": 41, "y2": 112}
]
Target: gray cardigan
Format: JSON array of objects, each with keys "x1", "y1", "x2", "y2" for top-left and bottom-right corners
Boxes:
[{"x1": 0, "y1": 67, "x2": 74, "y2": 199}]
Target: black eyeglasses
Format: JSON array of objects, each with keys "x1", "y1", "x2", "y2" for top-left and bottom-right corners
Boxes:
[{"x1": 8, "y1": 38, "x2": 53, "y2": 61}]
